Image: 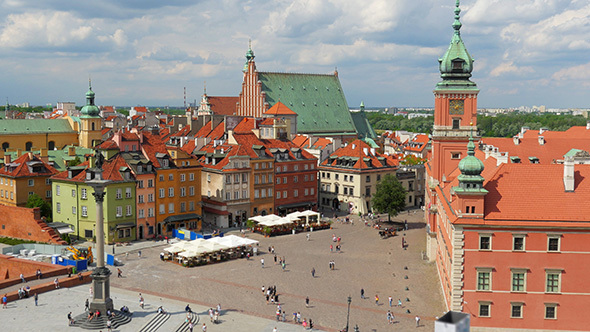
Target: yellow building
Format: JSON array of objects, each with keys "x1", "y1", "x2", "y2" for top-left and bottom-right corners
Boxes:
[{"x1": 0, "y1": 152, "x2": 57, "y2": 207}]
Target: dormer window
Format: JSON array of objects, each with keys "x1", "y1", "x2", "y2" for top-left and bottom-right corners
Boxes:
[{"x1": 452, "y1": 59, "x2": 464, "y2": 71}]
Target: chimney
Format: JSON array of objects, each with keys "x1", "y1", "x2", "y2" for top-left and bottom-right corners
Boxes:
[
  {"x1": 68, "y1": 146, "x2": 75, "y2": 156},
  {"x1": 363, "y1": 147, "x2": 368, "y2": 155},
  {"x1": 539, "y1": 127, "x2": 549, "y2": 134},
  {"x1": 4, "y1": 154, "x2": 11, "y2": 165},
  {"x1": 538, "y1": 136, "x2": 545, "y2": 145},
  {"x1": 513, "y1": 136, "x2": 519, "y2": 145},
  {"x1": 564, "y1": 156, "x2": 575, "y2": 192}
]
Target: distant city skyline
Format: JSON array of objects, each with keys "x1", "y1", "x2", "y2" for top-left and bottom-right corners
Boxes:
[{"x1": 0, "y1": 1, "x2": 589, "y2": 109}]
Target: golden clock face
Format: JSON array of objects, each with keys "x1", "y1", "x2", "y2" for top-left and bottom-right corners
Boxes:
[{"x1": 449, "y1": 99, "x2": 464, "y2": 115}]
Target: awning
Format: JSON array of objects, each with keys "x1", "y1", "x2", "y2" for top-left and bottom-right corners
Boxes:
[
  {"x1": 116, "y1": 222, "x2": 136, "y2": 229},
  {"x1": 203, "y1": 207, "x2": 229, "y2": 215},
  {"x1": 56, "y1": 227, "x2": 74, "y2": 234},
  {"x1": 163, "y1": 213, "x2": 201, "y2": 224},
  {"x1": 277, "y1": 201, "x2": 316, "y2": 209}
]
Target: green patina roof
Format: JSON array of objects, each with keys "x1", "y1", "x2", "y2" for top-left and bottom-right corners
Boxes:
[
  {"x1": 80, "y1": 81, "x2": 100, "y2": 118},
  {"x1": 0, "y1": 119, "x2": 75, "y2": 135},
  {"x1": 351, "y1": 111, "x2": 377, "y2": 140},
  {"x1": 436, "y1": 0, "x2": 478, "y2": 92},
  {"x1": 48, "y1": 146, "x2": 94, "y2": 170},
  {"x1": 258, "y1": 72, "x2": 357, "y2": 135}
]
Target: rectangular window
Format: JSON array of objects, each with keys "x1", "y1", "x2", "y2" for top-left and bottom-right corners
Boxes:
[
  {"x1": 294, "y1": 165, "x2": 299, "y2": 171},
  {"x1": 126, "y1": 187, "x2": 132, "y2": 198},
  {"x1": 276, "y1": 191, "x2": 281, "y2": 199},
  {"x1": 268, "y1": 188, "x2": 272, "y2": 197},
  {"x1": 479, "y1": 234, "x2": 491, "y2": 250},
  {"x1": 72, "y1": 206, "x2": 76, "y2": 215},
  {"x1": 159, "y1": 188, "x2": 165, "y2": 198},
  {"x1": 45, "y1": 178, "x2": 51, "y2": 185},
  {"x1": 180, "y1": 187, "x2": 186, "y2": 197},
  {"x1": 255, "y1": 175, "x2": 260, "y2": 184},
  {"x1": 261, "y1": 189, "x2": 266, "y2": 198},
  {"x1": 226, "y1": 192, "x2": 231, "y2": 200},
  {"x1": 138, "y1": 209, "x2": 144, "y2": 218},
  {"x1": 189, "y1": 201, "x2": 194, "y2": 211},
  {"x1": 545, "y1": 304, "x2": 557, "y2": 319},
  {"x1": 168, "y1": 203, "x2": 174, "y2": 214},
  {"x1": 511, "y1": 303, "x2": 523, "y2": 318},
  {"x1": 276, "y1": 166, "x2": 281, "y2": 173},
  {"x1": 189, "y1": 173, "x2": 195, "y2": 181},
  {"x1": 255, "y1": 163, "x2": 259, "y2": 170},
  {"x1": 311, "y1": 188, "x2": 314, "y2": 195},
  {"x1": 477, "y1": 269, "x2": 492, "y2": 291},
  {"x1": 548, "y1": 236, "x2": 560, "y2": 252},
  {"x1": 159, "y1": 204, "x2": 165, "y2": 214},
  {"x1": 234, "y1": 174, "x2": 240, "y2": 184},
  {"x1": 513, "y1": 235, "x2": 525, "y2": 251},
  {"x1": 138, "y1": 180, "x2": 144, "y2": 188},
  {"x1": 180, "y1": 202, "x2": 186, "y2": 213},
  {"x1": 168, "y1": 174, "x2": 173, "y2": 181},
  {"x1": 189, "y1": 186, "x2": 195, "y2": 196},
  {"x1": 148, "y1": 179, "x2": 154, "y2": 187},
  {"x1": 81, "y1": 188, "x2": 87, "y2": 200},
  {"x1": 304, "y1": 164, "x2": 308, "y2": 170},
  {"x1": 305, "y1": 188, "x2": 309, "y2": 196},
  {"x1": 46, "y1": 190, "x2": 51, "y2": 198},
  {"x1": 126, "y1": 205, "x2": 132, "y2": 216},
  {"x1": 56, "y1": 202, "x2": 61, "y2": 213},
  {"x1": 283, "y1": 177, "x2": 287, "y2": 184},
  {"x1": 276, "y1": 177, "x2": 281, "y2": 184},
  {"x1": 283, "y1": 166, "x2": 287, "y2": 172},
  {"x1": 148, "y1": 208, "x2": 154, "y2": 217},
  {"x1": 366, "y1": 175, "x2": 370, "y2": 182},
  {"x1": 344, "y1": 175, "x2": 348, "y2": 181},
  {"x1": 242, "y1": 173, "x2": 248, "y2": 183},
  {"x1": 294, "y1": 189, "x2": 298, "y2": 197},
  {"x1": 28, "y1": 179, "x2": 34, "y2": 186},
  {"x1": 148, "y1": 194, "x2": 154, "y2": 202},
  {"x1": 242, "y1": 190, "x2": 247, "y2": 199},
  {"x1": 116, "y1": 206, "x2": 123, "y2": 217},
  {"x1": 365, "y1": 187, "x2": 371, "y2": 196},
  {"x1": 85, "y1": 229, "x2": 93, "y2": 238},
  {"x1": 304, "y1": 175, "x2": 308, "y2": 181},
  {"x1": 116, "y1": 188, "x2": 122, "y2": 199},
  {"x1": 180, "y1": 174, "x2": 186, "y2": 182},
  {"x1": 81, "y1": 206, "x2": 87, "y2": 217},
  {"x1": 255, "y1": 190, "x2": 259, "y2": 198},
  {"x1": 511, "y1": 270, "x2": 526, "y2": 292},
  {"x1": 71, "y1": 189, "x2": 76, "y2": 197},
  {"x1": 138, "y1": 195, "x2": 144, "y2": 203},
  {"x1": 118, "y1": 229, "x2": 124, "y2": 238},
  {"x1": 546, "y1": 270, "x2": 561, "y2": 293},
  {"x1": 294, "y1": 176, "x2": 298, "y2": 183},
  {"x1": 234, "y1": 191, "x2": 239, "y2": 200},
  {"x1": 283, "y1": 191, "x2": 287, "y2": 198},
  {"x1": 479, "y1": 302, "x2": 490, "y2": 317}
]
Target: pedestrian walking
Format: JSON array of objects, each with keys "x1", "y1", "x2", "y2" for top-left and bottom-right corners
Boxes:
[
  {"x1": 306, "y1": 233, "x2": 310, "y2": 241},
  {"x1": 397, "y1": 298, "x2": 402, "y2": 307},
  {"x1": 2, "y1": 294, "x2": 7, "y2": 309},
  {"x1": 20, "y1": 273, "x2": 25, "y2": 283},
  {"x1": 404, "y1": 219, "x2": 408, "y2": 231},
  {"x1": 273, "y1": 327, "x2": 277, "y2": 332},
  {"x1": 271, "y1": 246, "x2": 275, "y2": 254},
  {"x1": 188, "y1": 321, "x2": 194, "y2": 332},
  {"x1": 54, "y1": 278, "x2": 60, "y2": 289},
  {"x1": 202, "y1": 323, "x2": 207, "y2": 331},
  {"x1": 401, "y1": 237, "x2": 405, "y2": 249},
  {"x1": 389, "y1": 296, "x2": 393, "y2": 307},
  {"x1": 68, "y1": 312, "x2": 74, "y2": 325},
  {"x1": 138, "y1": 250, "x2": 142, "y2": 258},
  {"x1": 85, "y1": 298, "x2": 89, "y2": 311},
  {"x1": 387, "y1": 310, "x2": 393, "y2": 324},
  {"x1": 415, "y1": 315, "x2": 421, "y2": 327},
  {"x1": 34, "y1": 293, "x2": 38, "y2": 306},
  {"x1": 209, "y1": 308, "x2": 214, "y2": 322},
  {"x1": 117, "y1": 268, "x2": 122, "y2": 278},
  {"x1": 360, "y1": 288, "x2": 365, "y2": 299},
  {"x1": 139, "y1": 293, "x2": 144, "y2": 309},
  {"x1": 282, "y1": 261, "x2": 286, "y2": 270},
  {"x1": 261, "y1": 258, "x2": 265, "y2": 268},
  {"x1": 297, "y1": 312, "x2": 301, "y2": 323},
  {"x1": 262, "y1": 285, "x2": 265, "y2": 294},
  {"x1": 311, "y1": 267, "x2": 315, "y2": 278},
  {"x1": 107, "y1": 319, "x2": 112, "y2": 332},
  {"x1": 305, "y1": 296, "x2": 309, "y2": 307},
  {"x1": 330, "y1": 244, "x2": 333, "y2": 252},
  {"x1": 274, "y1": 254, "x2": 277, "y2": 265},
  {"x1": 375, "y1": 294, "x2": 379, "y2": 305},
  {"x1": 36, "y1": 269, "x2": 42, "y2": 279}
]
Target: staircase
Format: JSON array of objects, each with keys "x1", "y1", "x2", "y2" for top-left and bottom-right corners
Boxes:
[
  {"x1": 71, "y1": 310, "x2": 132, "y2": 330},
  {"x1": 173, "y1": 312, "x2": 199, "y2": 332},
  {"x1": 138, "y1": 312, "x2": 171, "y2": 332}
]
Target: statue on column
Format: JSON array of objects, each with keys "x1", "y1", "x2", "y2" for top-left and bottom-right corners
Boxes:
[{"x1": 94, "y1": 149, "x2": 105, "y2": 170}]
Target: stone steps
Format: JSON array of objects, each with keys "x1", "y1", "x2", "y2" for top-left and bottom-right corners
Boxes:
[
  {"x1": 71, "y1": 310, "x2": 132, "y2": 330},
  {"x1": 138, "y1": 312, "x2": 171, "y2": 332},
  {"x1": 173, "y1": 312, "x2": 199, "y2": 332}
]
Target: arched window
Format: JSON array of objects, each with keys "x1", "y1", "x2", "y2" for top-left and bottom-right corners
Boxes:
[
  {"x1": 48, "y1": 141, "x2": 55, "y2": 150},
  {"x1": 25, "y1": 142, "x2": 33, "y2": 151},
  {"x1": 1, "y1": 143, "x2": 8, "y2": 151}
]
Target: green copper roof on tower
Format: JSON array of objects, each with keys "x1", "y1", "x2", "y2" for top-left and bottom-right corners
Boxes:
[
  {"x1": 437, "y1": 0, "x2": 476, "y2": 88},
  {"x1": 244, "y1": 40, "x2": 255, "y2": 72},
  {"x1": 454, "y1": 130, "x2": 487, "y2": 194},
  {"x1": 80, "y1": 79, "x2": 100, "y2": 117}
]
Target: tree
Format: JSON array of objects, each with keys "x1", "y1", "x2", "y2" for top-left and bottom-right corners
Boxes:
[
  {"x1": 26, "y1": 193, "x2": 52, "y2": 221},
  {"x1": 372, "y1": 174, "x2": 407, "y2": 221}
]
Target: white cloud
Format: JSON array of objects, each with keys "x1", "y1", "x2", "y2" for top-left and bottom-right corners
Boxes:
[{"x1": 490, "y1": 61, "x2": 534, "y2": 77}]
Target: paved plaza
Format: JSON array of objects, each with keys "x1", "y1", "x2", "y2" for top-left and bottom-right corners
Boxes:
[{"x1": 1, "y1": 210, "x2": 445, "y2": 331}]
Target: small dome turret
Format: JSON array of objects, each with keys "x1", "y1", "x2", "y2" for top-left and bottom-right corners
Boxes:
[{"x1": 80, "y1": 80, "x2": 100, "y2": 117}]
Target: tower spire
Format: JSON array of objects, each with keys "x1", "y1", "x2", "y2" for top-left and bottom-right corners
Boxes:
[{"x1": 452, "y1": 0, "x2": 462, "y2": 34}]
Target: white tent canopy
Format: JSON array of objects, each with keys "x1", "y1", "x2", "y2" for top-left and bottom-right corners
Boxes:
[{"x1": 209, "y1": 235, "x2": 259, "y2": 248}]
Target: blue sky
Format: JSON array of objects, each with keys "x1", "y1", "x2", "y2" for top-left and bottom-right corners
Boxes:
[{"x1": 0, "y1": 0, "x2": 589, "y2": 109}]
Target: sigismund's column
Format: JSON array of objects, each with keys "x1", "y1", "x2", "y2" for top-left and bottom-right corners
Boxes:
[{"x1": 86, "y1": 150, "x2": 113, "y2": 313}]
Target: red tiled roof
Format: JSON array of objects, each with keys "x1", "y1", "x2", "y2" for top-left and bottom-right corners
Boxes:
[
  {"x1": 0, "y1": 153, "x2": 58, "y2": 177},
  {"x1": 209, "y1": 96, "x2": 238, "y2": 116},
  {"x1": 95, "y1": 140, "x2": 119, "y2": 150},
  {"x1": 292, "y1": 135, "x2": 309, "y2": 147},
  {"x1": 101, "y1": 128, "x2": 112, "y2": 135},
  {"x1": 195, "y1": 121, "x2": 214, "y2": 138},
  {"x1": 207, "y1": 122, "x2": 225, "y2": 140},
  {"x1": 264, "y1": 101, "x2": 297, "y2": 115},
  {"x1": 171, "y1": 125, "x2": 192, "y2": 137},
  {"x1": 234, "y1": 118, "x2": 255, "y2": 132},
  {"x1": 122, "y1": 132, "x2": 140, "y2": 141},
  {"x1": 405, "y1": 134, "x2": 429, "y2": 153},
  {"x1": 133, "y1": 107, "x2": 147, "y2": 113},
  {"x1": 321, "y1": 139, "x2": 397, "y2": 169},
  {"x1": 259, "y1": 118, "x2": 275, "y2": 126},
  {"x1": 481, "y1": 126, "x2": 590, "y2": 164}
]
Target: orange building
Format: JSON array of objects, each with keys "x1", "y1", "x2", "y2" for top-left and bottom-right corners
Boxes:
[
  {"x1": 426, "y1": 3, "x2": 590, "y2": 331},
  {"x1": 0, "y1": 152, "x2": 57, "y2": 207}
]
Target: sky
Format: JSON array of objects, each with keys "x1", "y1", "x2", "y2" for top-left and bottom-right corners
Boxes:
[{"x1": 0, "y1": 0, "x2": 589, "y2": 109}]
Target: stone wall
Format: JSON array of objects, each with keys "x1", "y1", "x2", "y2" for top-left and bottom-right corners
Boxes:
[{"x1": 0, "y1": 204, "x2": 66, "y2": 245}]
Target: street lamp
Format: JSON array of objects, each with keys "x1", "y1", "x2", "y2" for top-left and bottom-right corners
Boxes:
[{"x1": 346, "y1": 295, "x2": 352, "y2": 332}]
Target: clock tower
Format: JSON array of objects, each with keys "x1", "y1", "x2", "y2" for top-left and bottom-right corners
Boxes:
[{"x1": 431, "y1": 0, "x2": 479, "y2": 183}]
